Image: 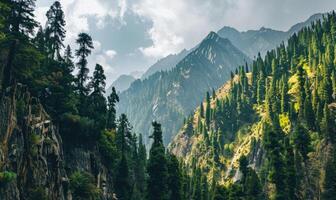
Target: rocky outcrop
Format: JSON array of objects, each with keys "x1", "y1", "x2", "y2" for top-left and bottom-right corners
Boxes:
[
  {"x1": 0, "y1": 84, "x2": 116, "y2": 199},
  {"x1": 0, "y1": 84, "x2": 68, "y2": 199},
  {"x1": 63, "y1": 145, "x2": 115, "y2": 199}
]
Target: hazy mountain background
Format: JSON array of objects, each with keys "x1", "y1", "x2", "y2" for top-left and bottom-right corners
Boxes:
[{"x1": 217, "y1": 13, "x2": 324, "y2": 58}]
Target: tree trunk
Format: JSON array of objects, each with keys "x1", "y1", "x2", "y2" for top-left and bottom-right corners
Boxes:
[{"x1": 2, "y1": 39, "x2": 18, "y2": 90}]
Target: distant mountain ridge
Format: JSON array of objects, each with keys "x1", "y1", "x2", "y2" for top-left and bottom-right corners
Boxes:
[
  {"x1": 141, "y1": 49, "x2": 191, "y2": 79},
  {"x1": 117, "y1": 32, "x2": 250, "y2": 145},
  {"x1": 106, "y1": 74, "x2": 136, "y2": 94},
  {"x1": 217, "y1": 13, "x2": 324, "y2": 58}
]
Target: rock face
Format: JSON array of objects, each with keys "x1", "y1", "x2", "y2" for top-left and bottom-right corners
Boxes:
[
  {"x1": 0, "y1": 84, "x2": 115, "y2": 200},
  {"x1": 0, "y1": 84, "x2": 68, "y2": 199}
]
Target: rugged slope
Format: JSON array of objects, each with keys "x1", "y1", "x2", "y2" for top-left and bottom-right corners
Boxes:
[
  {"x1": 0, "y1": 84, "x2": 68, "y2": 199},
  {"x1": 0, "y1": 84, "x2": 115, "y2": 199},
  {"x1": 217, "y1": 13, "x2": 324, "y2": 58},
  {"x1": 118, "y1": 32, "x2": 250, "y2": 145}
]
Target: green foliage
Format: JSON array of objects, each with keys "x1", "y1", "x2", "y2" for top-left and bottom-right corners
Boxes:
[
  {"x1": 69, "y1": 171, "x2": 100, "y2": 200},
  {"x1": 46, "y1": 1, "x2": 66, "y2": 59},
  {"x1": 28, "y1": 186, "x2": 47, "y2": 200},
  {"x1": 98, "y1": 130, "x2": 117, "y2": 168},
  {"x1": 147, "y1": 122, "x2": 169, "y2": 200},
  {"x1": 167, "y1": 153, "x2": 183, "y2": 200},
  {"x1": 0, "y1": 171, "x2": 16, "y2": 184}
]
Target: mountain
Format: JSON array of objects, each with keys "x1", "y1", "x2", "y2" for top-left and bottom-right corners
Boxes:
[
  {"x1": 130, "y1": 70, "x2": 143, "y2": 79},
  {"x1": 170, "y1": 13, "x2": 336, "y2": 199},
  {"x1": 118, "y1": 32, "x2": 250, "y2": 145},
  {"x1": 217, "y1": 13, "x2": 324, "y2": 58},
  {"x1": 141, "y1": 49, "x2": 191, "y2": 79},
  {"x1": 107, "y1": 74, "x2": 136, "y2": 94}
]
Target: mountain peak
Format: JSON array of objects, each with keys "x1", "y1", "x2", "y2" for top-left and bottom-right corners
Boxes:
[{"x1": 205, "y1": 31, "x2": 220, "y2": 40}]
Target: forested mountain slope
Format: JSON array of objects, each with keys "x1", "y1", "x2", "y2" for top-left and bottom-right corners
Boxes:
[
  {"x1": 170, "y1": 12, "x2": 336, "y2": 200},
  {"x1": 118, "y1": 32, "x2": 250, "y2": 145},
  {"x1": 217, "y1": 13, "x2": 324, "y2": 58}
]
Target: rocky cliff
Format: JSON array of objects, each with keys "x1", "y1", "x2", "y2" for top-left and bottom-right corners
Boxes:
[{"x1": 0, "y1": 84, "x2": 115, "y2": 200}]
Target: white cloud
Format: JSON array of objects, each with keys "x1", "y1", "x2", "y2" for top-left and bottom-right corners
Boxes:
[
  {"x1": 36, "y1": 0, "x2": 336, "y2": 84},
  {"x1": 105, "y1": 50, "x2": 117, "y2": 59},
  {"x1": 132, "y1": 0, "x2": 336, "y2": 59},
  {"x1": 132, "y1": 0, "x2": 232, "y2": 59},
  {"x1": 93, "y1": 40, "x2": 102, "y2": 52}
]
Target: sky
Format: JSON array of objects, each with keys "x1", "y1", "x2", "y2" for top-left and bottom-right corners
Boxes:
[{"x1": 35, "y1": 0, "x2": 336, "y2": 86}]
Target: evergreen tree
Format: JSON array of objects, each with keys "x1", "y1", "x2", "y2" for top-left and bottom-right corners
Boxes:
[
  {"x1": 292, "y1": 124, "x2": 310, "y2": 161},
  {"x1": 88, "y1": 64, "x2": 107, "y2": 130},
  {"x1": 64, "y1": 45, "x2": 74, "y2": 72},
  {"x1": 244, "y1": 169, "x2": 263, "y2": 200},
  {"x1": 280, "y1": 76, "x2": 289, "y2": 113},
  {"x1": 284, "y1": 138, "x2": 297, "y2": 200},
  {"x1": 75, "y1": 32, "x2": 94, "y2": 104},
  {"x1": 2, "y1": 0, "x2": 38, "y2": 88},
  {"x1": 167, "y1": 153, "x2": 183, "y2": 200},
  {"x1": 116, "y1": 114, "x2": 132, "y2": 153},
  {"x1": 147, "y1": 122, "x2": 169, "y2": 200},
  {"x1": 205, "y1": 92, "x2": 211, "y2": 127},
  {"x1": 115, "y1": 153, "x2": 131, "y2": 200},
  {"x1": 263, "y1": 124, "x2": 287, "y2": 200},
  {"x1": 200, "y1": 102, "x2": 204, "y2": 118},
  {"x1": 135, "y1": 134, "x2": 146, "y2": 199},
  {"x1": 46, "y1": 1, "x2": 65, "y2": 60},
  {"x1": 321, "y1": 103, "x2": 335, "y2": 142},
  {"x1": 107, "y1": 87, "x2": 119, "y2": 130},
  {"x1": 304, "y1": 78, "x2": 315, "y2": 129}
]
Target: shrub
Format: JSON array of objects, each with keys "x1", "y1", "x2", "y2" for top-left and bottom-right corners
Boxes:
[
  {"x1": 98, "y1": 130, "x2": 117, "y2": 168},
  {"x1": 28, "y1": 186, "x2": 47, "y2": 200},
  {"x1": 0, "y1": 171, "x2": 16, "y2": 184},
  {"x1": 70, "y1": 171, "x2": 100, "y2": 200}
]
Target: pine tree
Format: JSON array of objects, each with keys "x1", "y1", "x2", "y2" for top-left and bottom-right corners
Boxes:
[
  {"x1": 167, "y1": 153, "x2": 183, "y2": 200},
  {"x1": 75, "y1": 32, "x2": 94, "y2": 101},
  {"x1": 46, "y1": 1, "x2": 65, "y2": 60},
  {"x1": 284, "y1": 138, "x2": 297, "y2": 200},
  {"x1": 2, "y1": 0, "x2": 38, "y2": 88},
  {"x1": 304, "y1": 78, "x2": 315, "y2": 129},
  {"x1": 116, "y1": 114, "x2": 132, "y2": 153},
  {"x1": 257, "y1": 71, "x2": 265, "y2": 104},
  {"x1": 292, "y1": 124, "x2": 310, "y2": 161},
  {"x1": 89, "y1": 64, "x2": 106, "y2": 96},
  {"x1": 88, "y1": 64, "x2": 107, "y2": 130},
  {"x1": 64, "y1": 45, "x2": 74, "y2": 72},
  {"x1": 115, "y1": 153, "x2": 131, "y2": 200},
  {"x1": 239, "y1": 155, "x2": 248, "y2": 182},
  {"x1": 321, "y1": 103, "x2": 335, "y2": 142},
  {"x1": 205, "y1": 92, "x2": 211, "y2": 127},
  {"x1": 107, "y1": 87, "x2": 119, "y2": 130},
  {"x1": 200, "y1": 103, "x2": 204, "y2": 118},
  {"x1": 280, "y1": 76, "x2": 289, "y2": 113},
  {"x1": 263, "y1": 123, "x2": 287, "y2": 200},
  {"x1": 147, "y1": 122, "x2": 169, "y2": 200},
  {"x1": 244, "y1": 169, "x2": 263, "y2": 200},
  {"x1": 135, "y1": 134, "x2": 146, "y2": 198},
  {"x1": 297, "y1": 65, "x2": 306, "y2": 120}
]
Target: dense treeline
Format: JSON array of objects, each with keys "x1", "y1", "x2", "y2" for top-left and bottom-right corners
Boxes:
[
  {"x1": 0, "y1": 1, "x2": 191, "y2": 199},
  {"x1": 177, "y1": 12, "x2": 336, "y2": 200}
]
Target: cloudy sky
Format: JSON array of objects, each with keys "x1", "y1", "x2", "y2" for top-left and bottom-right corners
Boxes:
[{"x1": 35, "y1": 0, "x2": 336, "y2": 86}]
